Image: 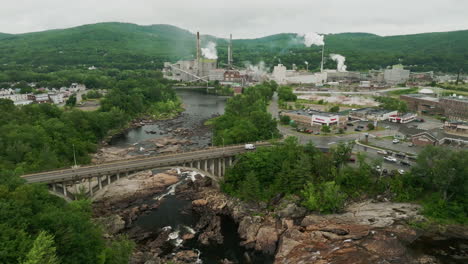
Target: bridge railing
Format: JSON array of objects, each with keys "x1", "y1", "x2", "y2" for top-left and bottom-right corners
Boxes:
[{"x1": 21, "y1": 141, "x2": 273, "y2": 178}]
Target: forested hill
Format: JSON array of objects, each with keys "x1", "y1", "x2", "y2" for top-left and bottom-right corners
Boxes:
[
  {"x1": 0, "y1": 22, "x2": 466, "y2": 72},
  {"x1": 0, "y1": 33, "x2": 12, "y2": 40}
]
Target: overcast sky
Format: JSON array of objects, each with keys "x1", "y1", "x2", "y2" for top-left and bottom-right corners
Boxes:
[{"x1": 2, "y1": 0, "x2": 467, "y2": 38}]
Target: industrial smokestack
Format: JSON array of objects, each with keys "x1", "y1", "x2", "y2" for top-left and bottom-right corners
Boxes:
[
  {"x1": 320, "y1": 44, "x2": 325, "y2": 73},
  {"x1": 228, "y1": 34, "x2": 233, "y2": 69},
  {"x1": 196, "y1": 32, "x2": 200, "y2": 61}
]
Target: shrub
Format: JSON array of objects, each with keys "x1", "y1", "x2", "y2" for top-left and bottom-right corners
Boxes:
[{"x1": 301, "y1": 181, "x2": 347, "y2": 213}]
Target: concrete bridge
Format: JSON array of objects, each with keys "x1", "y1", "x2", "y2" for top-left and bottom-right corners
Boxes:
[{"x1": 21, "y1": 142, "x2": 270, "y2": 200}]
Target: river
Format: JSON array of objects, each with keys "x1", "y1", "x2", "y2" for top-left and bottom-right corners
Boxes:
[{"x1": 107, "y1": 89, "x2": 273, "y2": 263}]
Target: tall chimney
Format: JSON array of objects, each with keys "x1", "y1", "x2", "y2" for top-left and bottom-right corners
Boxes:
[
  {"x1": 228, "y1": 34, "x2": 233, "y2": 68},
  {"x1": 196, "y1": 32, "x2": 200, "y2": 61},
  {"x1": 320, "y1": 44, "x2": 325, "y2": 73}
]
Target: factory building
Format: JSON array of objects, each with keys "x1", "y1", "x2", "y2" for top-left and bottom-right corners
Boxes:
[
  {"x1": 440, "y1": 96, "x2": 468, "y2": 121},
  {"x1": 384, "y1": 65, "x2": 410, "y2": 85},
  {"x1": 326, "y1": 71, "x2": 361, "y2": 83},
  {"x1": 272, "y1": 64, "x2": 327, "y2": 85},
  {"x1": 401, "y1": 94, "x2": 468, "y2": 121},
  {"x1": 400, "y1": 94, "x2": 443, "y2": 115},
  {"x1": 163, "y1": 32, "x2": 218, "y2": 82}
]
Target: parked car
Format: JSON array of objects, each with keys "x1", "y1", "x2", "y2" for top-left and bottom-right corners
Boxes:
[
  {"x1": 395, "y1": 152, "x2": 406, "y2": 158},
  {"x1": 392, "y1": 139, "x2": 400, "y2": 144},
  {"x1": 416, "y1": 118, "x2": 425, "y2": 122},
  {"x1": 377, "y1": 150, "x2": 388, "y2": 155},
  {"x1": 244, "y1": 144, "x2": 256, "y2": 150},
  {"x1": 354, "y1": 128, "x2": 362, "y2": 132},
  {"x1": 408, "y1": 142, "x2": 414, "y2": 147},
  {"x1": 347, "y1": 123, "x2": 354, "y2": 126},
  {"x1": 384, "y1": 156, "x2": 397, "y2": 162},
  {"x1": 400, "y1": 160, "x2": 411, "y2": 166},
  {"x1": 374, "y1": 165, "x2": 382, "y2": 173},
  {"x1": 398, "y1": 169, "x2": 405, "y2": 175},
  {"x1": 314, "y1": 131, "x2": 320, "y2": 135}
]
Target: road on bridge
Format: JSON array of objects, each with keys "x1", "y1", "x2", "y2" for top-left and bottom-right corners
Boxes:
[{"x1": 22, "y1": 142, "x2": 271, "y2": 184}]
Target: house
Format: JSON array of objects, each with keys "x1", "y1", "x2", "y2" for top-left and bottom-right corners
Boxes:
[
  {"x1": 411, "y1": 132, "x2": 438, "y2": 146},
  {"x1": 444, "y1": 121, "x2": 468, "y2": 136},
  {"x1": 28, "y1": 94, "x2": 50, "y2": 104},
  {"x1": 349, "y1": 108, "x2": 398, "y2": 121}
]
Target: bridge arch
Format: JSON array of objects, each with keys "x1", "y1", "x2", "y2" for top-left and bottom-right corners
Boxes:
[{"x1": 46, "y1": 155, "x2": 235, "y2": 200}]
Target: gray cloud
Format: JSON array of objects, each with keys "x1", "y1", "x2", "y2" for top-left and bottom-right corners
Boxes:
[{"x1": 1, "y1": 0, "x2": 467, "y2": 38}]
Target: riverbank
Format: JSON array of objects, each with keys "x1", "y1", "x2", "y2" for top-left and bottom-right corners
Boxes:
[{"x1": 92, "y1": 167, "x2": 468, "y2": 264}]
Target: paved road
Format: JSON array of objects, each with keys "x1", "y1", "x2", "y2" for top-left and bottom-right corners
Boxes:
[
  {"x1": 22, "y1": 142, "x2": 271, "y2": 184},
  {"x1": 269, "y1": 93, "x2": 410, "y2": 171},
  {"x1": 293, "y1": 87, "x2": 411, "y2": 95}
]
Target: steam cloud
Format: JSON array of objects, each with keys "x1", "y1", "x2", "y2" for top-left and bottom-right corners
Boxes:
[
  {"x1": 330, "y1": 54, "x2": 347, "y2": 72},
  {"x1": 297, "y1": 32, "x2": 324, "y2": 47},
  {"x1": 245, "y1": 61, "x2": 268, "y2": 81},
  {"x1": 201, "y1": 41, "x2": 218, "y2": 59}
]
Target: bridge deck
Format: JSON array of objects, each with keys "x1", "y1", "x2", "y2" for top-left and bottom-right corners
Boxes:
[{"x1": 22, "y1": 142, "x2": 271, "y2": 184}]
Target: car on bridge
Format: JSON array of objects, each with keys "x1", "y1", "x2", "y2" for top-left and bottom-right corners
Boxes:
[{"x1": 244, "y1": 144, "x2": 256, "y2": 150}]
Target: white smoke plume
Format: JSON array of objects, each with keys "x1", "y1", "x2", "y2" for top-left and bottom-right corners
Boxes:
[
  {"x1": 297, "y1": 32, "x2": 324, "y2": 47},
  {"x1": 330, "y1": 54, "x2": 347, "y2": 72},
  {"x1": 245, "y1": 61, "x2": 268, "y2": 81},
  {"x1": 201, "y1": 41, "x2": 218, "y2": 59}
]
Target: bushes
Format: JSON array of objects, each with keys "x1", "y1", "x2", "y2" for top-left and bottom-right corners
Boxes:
[
  {"x1": 278, "y1": 86, "x2": 297, "y2": 101},
  {"x1": 301, "y1": 181, "x2": 347, "y2": 213},
  {"x1": 280, "y1": 115, "x2": 291, "y2": 125},
  {"x1": 212, "y1": 82, "x2": 278, "y2": 145}
]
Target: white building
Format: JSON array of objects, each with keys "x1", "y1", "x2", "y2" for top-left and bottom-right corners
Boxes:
[
  {"x1": 272, "y1": 64, "x2": 327, "y2": 85},
  {"x1": 388, "y1": 113, "x2": 417, "y2": 124},
  {"x1": 312, "y1": 113, "x2": 340, "y2": 126},
  {"x1": 0, "y1": 93, "x2": 28, "y2": 102},
  {"x1": 49, "y1": 93, "x2": 64, "y2": 104},
  {"x1": 384, "y1": 65, "x2": 410, "y2": 85}
]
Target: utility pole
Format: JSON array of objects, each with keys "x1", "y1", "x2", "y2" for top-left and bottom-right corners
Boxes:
[{"x1": 72, "y1": 144, "x2": 77, "y2": 168}]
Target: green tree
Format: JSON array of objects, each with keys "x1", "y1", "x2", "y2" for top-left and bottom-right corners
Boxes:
[
  {"x1": 66, "y1": 94, "x2": 77, "y2": 107},
  {"x1": 279, "y1": 115, "x2": 290, "y2": 125},
  {"x1": 321, "y1": 125, "x2": 331, "y2": 133},
  {"x1": 367, "y1": 123, "x2": 375, "y2": 130},
  {"x1": 328, "y1": 105, "x2": 340, "y2": 112},
  {"x1": 21, "y1": 231, "x2": 59, "y2": 264}
]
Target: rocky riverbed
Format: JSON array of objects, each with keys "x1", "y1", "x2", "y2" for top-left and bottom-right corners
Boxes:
[{"x1": 92, "y1": 168, "x2": 468, "y2": 264}]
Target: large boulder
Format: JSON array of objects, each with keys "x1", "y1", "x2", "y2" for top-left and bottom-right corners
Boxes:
[
  {"x1": 238, "y1": 216, "x2": 262, "y2": 245},
  {"x1": 255, "y1": 226, "x2": 279, "y2": 254},
  {"x1": 94, "y1": 214, "x2": 125, "y2": 235},
  {"x1": 277, "y1": 203, "x2": 307, "y2": 219}
]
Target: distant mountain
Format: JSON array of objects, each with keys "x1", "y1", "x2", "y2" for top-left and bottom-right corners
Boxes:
[
  {"x1": 0, "y1": 22, "x2": 466, "y2": 72},
  {"x1": 0, "y1": 33, "x2": 12, "y2": 40}
]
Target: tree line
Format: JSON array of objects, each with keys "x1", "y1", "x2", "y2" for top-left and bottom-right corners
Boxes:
[
  {"x1": 212, "y1": 81, "x2": 280, "y2": 145},
  {"x1": 0, "y1": 68, "x2": 181, "y2": 263},
  {"x1": 222, "y1": 138, "x2": 467, "y2": 223}
]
